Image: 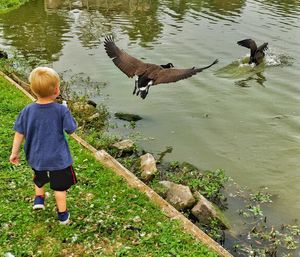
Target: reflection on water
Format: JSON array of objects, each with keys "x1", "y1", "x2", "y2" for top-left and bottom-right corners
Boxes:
[
  {"x1": 81, "y1": 0, "x2": 162, "y2": 46},
  {"x1": 235, "y1": 72, "x2": 266, "y2": 87},
  {"x1": 0, "y1": 0, "x2": 69, "y2": 62},
  {"x1": 163, "y1": 0, "x2": 246, "y2": 22},
  {"x1": 109, "y1": 1, "x2": 162, "y2": 46},
  {"x1": 75, "y1": 11, "x2": 109, "y2": 49},
  {"x1": 44, "y1": 0, "x2": 64, "y2": 10},
  {"x1": 260, "y1": 0, "x2": 300, "y2": 19},
  {"x1": 193, "y1": 0, "x2": 246, "y2": 23},
  {"x1": 250, "y1": 0, "x2": 300, "y2": 32},
  {"x1": 11, "y1": 0, "x2": 298, "y2": 54},
  {"x1": 45, "y1": 0, "x2": 163, "y2": 47},
  {"x1": 202, "y1": 0, "x2": 246, "y2": 14},
  {"x1": 42, "y1": 0, "x2": 250, "y2": 48}
]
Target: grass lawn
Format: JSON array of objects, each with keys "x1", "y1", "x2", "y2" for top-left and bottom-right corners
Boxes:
[{"x1": 0, "y1": 76, "x2": 218, "y2": 256}]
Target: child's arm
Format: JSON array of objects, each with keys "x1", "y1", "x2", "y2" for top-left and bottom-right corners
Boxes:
[{"x1": 10, "y1": 132, "x2": 24, "y2": 165}]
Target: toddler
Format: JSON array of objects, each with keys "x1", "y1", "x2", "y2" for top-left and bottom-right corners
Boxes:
[{"x1": 10, "y1": 67, "x2": 77, "y2": 224}]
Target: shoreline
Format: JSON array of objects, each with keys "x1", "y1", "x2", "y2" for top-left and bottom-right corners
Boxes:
[
  {"x1": 2, "y1": 58, "x2": 299, "y2": 256},
  {"x1": 0, "y1": 72, "x2": 229, "y2": 256}
]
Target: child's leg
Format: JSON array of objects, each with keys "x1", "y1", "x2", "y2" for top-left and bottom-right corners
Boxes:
[
  {"x1": 33, "y1": 184, "x2": 46, "y2": 210},
  {"x1": 50, "y1": 166, "x2": 77, "y2": 213},
  {"x1": 35, "y1": 184, "x2": 45, "y2": 196},
  {"x1": 54, "y1": 190, "x2": 67, "y2": 212}
]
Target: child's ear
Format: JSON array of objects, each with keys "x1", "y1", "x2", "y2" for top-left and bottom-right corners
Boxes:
[{"x1": 54, "y1": 84, "x2": 60, "y2": 95}]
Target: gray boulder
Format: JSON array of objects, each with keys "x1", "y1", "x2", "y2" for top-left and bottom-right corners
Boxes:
[
  {"x1": 140, "y1": 153, "x2": 157, "y2": 182},
  {"x1": 192, "y1": 192, "x2": 229, "y2": 228},
  {"x1": 112, "y1": 139, "x2": 134, "y2": 150},
  {"x1": 159, "y1": 181, "x2": 196, "y2": 210}
]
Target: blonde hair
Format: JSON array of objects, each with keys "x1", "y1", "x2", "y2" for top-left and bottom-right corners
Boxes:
[{"x1": 29, "y1": 67, "x2": 60, "y2": 97}]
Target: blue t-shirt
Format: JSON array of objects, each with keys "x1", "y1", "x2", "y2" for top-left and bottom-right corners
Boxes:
[{"x1": 14, "y1": 102, "x2": 77, "y2": 171}]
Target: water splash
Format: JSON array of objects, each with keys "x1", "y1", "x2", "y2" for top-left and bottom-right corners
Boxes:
[
  {"x1": 216, "y1": 50, "x2": 293, "y2": 80},
  {"x1": 265, "y1": 50, "x2": 294, "y2": 67},
  {"x1": 265, "y1": 52, "x2": 282, "y2": 66}
]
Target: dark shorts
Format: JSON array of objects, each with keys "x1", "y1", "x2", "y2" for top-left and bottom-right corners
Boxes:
[{"x1": 33, "y1": 166, "x2": 77, "y2": 191}]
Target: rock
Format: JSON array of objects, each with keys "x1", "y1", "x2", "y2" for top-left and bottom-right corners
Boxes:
[
  {"x1": 86, "y1": 193, "x2": 94, "y2": 201},
  {"x1": 87, "y1": 99, "x2": 97, "y2": 108},
  {"x1": 87, "y1": 112, "x2": 100, "y2": 121},
  {"x1": 5, "y1": 253, "x2": 15, "y2": 257},
  {"x1": 159, "y1": 181, "x2": 196, "y2": 210},
  {"x1": 132, "y1": 216, "x2": 142, "y2": 223},
  {"x1": 158, "y1": 181, "x2": 173, "y2": 190},
  {"x1": 0, "y1": 50, "x2": 8, "y2": 59},
  {"x1": 115, "y1": 112, "x2": 142, "y2": 122},
  {"x1": 140, "y1": 153, "x2": 157, "y2": 182},
  {"x1": 72, "y1": 102, "x2": 95, "y2": 112},
  {"x1": 112, "y1": 139, "x2": 134, "y2": 150},
  {"x1": 191, "y1": 192, "x2": 229, "y2": 228},
  {"x1": 153, "y1": 182, "x2": 169, "y2": 198}
]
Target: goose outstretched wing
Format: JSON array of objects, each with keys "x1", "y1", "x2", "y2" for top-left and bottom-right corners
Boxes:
[
  {"x1": 237, "y1": 39, "x2": 257, "y2": 51},
  {"x1": 237, "y1": 39, "x2": 258, "y2": 57},
  {"x1": 257, "y1": 43, "x2": 268, "y2": 52},
  {"x1": 153, "y1": 59, "x2": 218, "y2": 85},
  {"x1": 104, "y1": 36, "x2": 147, "y2": 78}
]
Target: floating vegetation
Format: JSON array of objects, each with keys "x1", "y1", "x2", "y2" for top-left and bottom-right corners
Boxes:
[{"x1": 229, "y1": 185, "x2": 300, "y2": 256}]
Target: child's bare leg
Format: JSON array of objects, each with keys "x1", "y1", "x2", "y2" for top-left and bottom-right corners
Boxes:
[
  {"x1": 54, "y1": 191, "x2": 67, "y2": 212},
  {"x1": 35, "y1": 184, "x2": 45, "y2": 196}
]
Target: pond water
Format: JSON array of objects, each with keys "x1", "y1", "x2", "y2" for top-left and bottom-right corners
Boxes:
[{"x1": 1, "y1": 0, "x2": 300, "y2": 254}]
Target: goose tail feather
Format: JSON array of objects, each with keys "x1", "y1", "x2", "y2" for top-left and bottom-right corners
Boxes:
[{"x1": 195, "y1": 59, "x2": 218, "y2": 72}]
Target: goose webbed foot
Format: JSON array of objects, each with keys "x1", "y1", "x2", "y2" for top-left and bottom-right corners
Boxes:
[{"x1": 140, "y1": 91, "x2": 148, "y2": 99}]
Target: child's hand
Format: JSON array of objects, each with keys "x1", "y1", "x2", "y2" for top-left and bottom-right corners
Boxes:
[{"x1": 10, "y1": 153, "x2": 20, "y2": 165}]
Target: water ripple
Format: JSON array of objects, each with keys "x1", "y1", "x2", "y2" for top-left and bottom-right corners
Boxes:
[{"x1": 251, "y1": 0, "x2": 300, "y2": 30}]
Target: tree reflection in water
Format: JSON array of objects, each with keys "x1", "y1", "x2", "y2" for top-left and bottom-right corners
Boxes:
[
  {"x1": 44, "y1": 0, "x2": 248, "y2": 49},
  {"x1": 79, "y1": 0, "x2": 162, "y2": 48},
  {"x1": 2, "y1": 0, "x2": 297, "y2": 67},
  {"x1": 260, "y1": 0, "x2": 300, "y2": 17},
  {"x1": 0, "y1": 0, "x2": 69, "y2": 63},
  {"x1": 164, "y1": 0, "x2": 246, "y2": 21}
]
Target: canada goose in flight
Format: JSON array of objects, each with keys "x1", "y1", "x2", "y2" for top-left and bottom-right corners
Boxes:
[
  {"x1": 237, "y1": 39, "x2": 268, "y2": 65},
  {"x1": 104, "y1": 36, "x2": 218, "y2": 99}
]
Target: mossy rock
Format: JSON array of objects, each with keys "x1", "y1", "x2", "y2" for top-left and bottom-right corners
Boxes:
[
  {"x1": 115, "y1": 112, "x2": 142, "y2": 122},
  {"x1": 213, "y1": 203, "x2": 231, "y2": 230}
]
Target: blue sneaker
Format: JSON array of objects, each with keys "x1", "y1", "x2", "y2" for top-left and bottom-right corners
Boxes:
[
  {"x1": 58, "y1": 210, "x2": 70, "y2": 225},
  {"x1": 33, "y1": 195, "x2": 45, "y2": 210}
]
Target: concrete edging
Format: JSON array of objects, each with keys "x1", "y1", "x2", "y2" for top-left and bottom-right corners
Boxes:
[{"x1": 2, "y1": 71, "x2": 233, "y2": 257}]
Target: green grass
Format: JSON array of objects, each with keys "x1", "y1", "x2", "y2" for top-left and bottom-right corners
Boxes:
[
  {"x1": 0, "y1": 76, "x2": 218, "y2": 256},
  {"x1": 0, "y1": 0, "x2": 29, "y2": 13}
]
